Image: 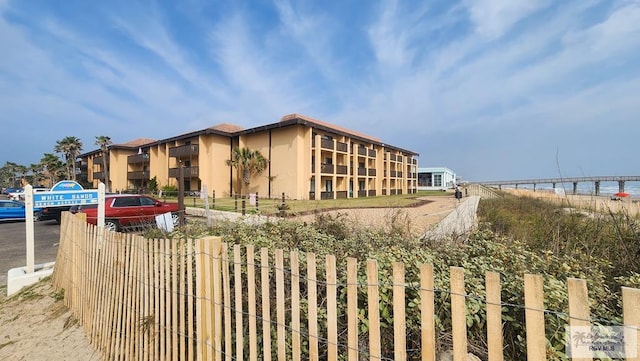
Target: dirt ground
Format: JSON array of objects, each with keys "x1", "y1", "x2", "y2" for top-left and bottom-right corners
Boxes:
[{"x1": 0, "y1": 195, "x2": 459, "y2": 360}]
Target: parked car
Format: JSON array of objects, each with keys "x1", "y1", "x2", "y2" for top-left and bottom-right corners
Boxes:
[
  {"x1": 2, "y1": 187, "x2": 21, "y2": 195},
  {"x1": 38, "y1": 206, "x2": 72, "y2": 224},
  {"x1": 71, "y1": 194, "x2": 181, "y2": 231},
  {"x1": 0, "y1": 199, "x2": 42, "y2": 221},
  {"x1": 8, "y1": 187, "x2": 49, "y2": 201}
]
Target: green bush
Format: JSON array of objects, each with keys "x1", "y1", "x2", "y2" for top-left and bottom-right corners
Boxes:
[{"x1": 158, "y1": 210, "x2": 629, "y2": 360}]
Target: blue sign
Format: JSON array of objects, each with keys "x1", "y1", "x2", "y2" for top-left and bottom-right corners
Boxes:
[
  {"x1": 33, "y1": 190, "x2": 99, "y2": 207},
  {"x1": 51, "y1": 180, "x2": 85, "y2": 192}
]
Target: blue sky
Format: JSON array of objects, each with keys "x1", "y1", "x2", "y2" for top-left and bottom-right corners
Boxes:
[{"x1": 1, "y1": 0, "x2": 639, "y2": 182}]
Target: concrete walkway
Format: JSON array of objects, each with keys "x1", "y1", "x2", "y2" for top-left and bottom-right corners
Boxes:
[{"x1": 421, "y1": 195, "x2": 480, "y2": 242}]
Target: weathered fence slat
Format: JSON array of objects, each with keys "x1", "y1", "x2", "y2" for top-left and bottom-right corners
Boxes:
[
  {"x1": 275, "y1": 249, "x2": 286, "y2": 361},
  {"x1": 291, "y1": 251, "x2": 301, "y2": 361},
  {"x1": 451, "y1": 267, "x2": 467, "y2": 361},
  {"x1": 486, "y1": 271, "x2": 503, "y2": 361},
  {"x1": 233, "y1": 245, "x2": 244, "y2": 361},
  {"x1": 567, "y1": 278, "x2": 592, "y2": 361},
  {"x1": 246, "y1": 245, "x2": 257, "y2": 361},
  {"x1": 346, "y1": 257, "x2": 358, "y2": 361},
  {"x1": 367, "y1": 260, "x2": 382, "y2": 360},
  {"x1": 393, "y1": 262, "x2": 407, "y2": 361},
  {"x1": 420, "y1": 263, "x2": 436, "y2": 361},
  {"x1": 261, "y1": 247, "x2": 272, "y2": 361},
  {"x1": 524, "y1": 274, "x2": 546, "y2": 361},
  {"x1": 307, "y1": 253, "x2": 319, "y2": 361},
  {"x1": 327, "y1": 255, "x2": 338, "y2": 361}
]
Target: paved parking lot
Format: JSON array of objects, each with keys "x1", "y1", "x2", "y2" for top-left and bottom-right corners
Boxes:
[{"x1": 0, "y1": 218, "x2": 60, "y2": 286}]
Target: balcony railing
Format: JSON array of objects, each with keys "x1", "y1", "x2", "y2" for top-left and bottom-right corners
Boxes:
[
  {"x1": 336, "y1": 165, "x2": 348, "y2": 175},
  {"x1": 336, "y1": 142, "x2": 347, "y2": 152},
  {"x1": 397, "y1": 171, "x2": 403, "y2": 178},
  {"x1": 169, "y1": 166, "x2": 199, "y2": 178},
  {"x1": 321, "y1": 164, "x2": 334, "y2": 174},
  {"x1": 368, "y1": 149, "x2": 376, "y2": 157},
  {"x1": 321, "y1": 139, "x2": 334, "y2": 150},
  {"x1": 127, "y1": 171, "x2": 150, "y2": 180},
  {"x1": 169, "y1": 144, "x2": 199, "y2": 158},
  {"x1": 320, "y1": 191, "x2": 334, "y2": 200},
  {"x1": 368, "y1": 169, "x2": 376, "y2": 176},
  {"x1": 390, "y1": 170, "x2": 397, "y2": 177},
  {"x1": 358, "y1": 167, "x2": 366, "y2": 176},
  {"x1": 93, "y1": 171, "x2": 104, "y2": 180},
  {"x1": 93, "y1": 156, "x2": 108, "y2": 165},
  {"x1": 128, "y1": 153, "x2": 150, "y2": 164},
  {"x1": 336, "y1": 191, "x2": 348, "y2": 199},
  {"x1": 358, "y1": 147, "x2": 367, "y2": 156}
]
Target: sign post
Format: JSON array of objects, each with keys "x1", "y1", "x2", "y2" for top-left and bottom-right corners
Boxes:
[{"x1": 25, "y1": 185, "x2": 35, "y2": 273}]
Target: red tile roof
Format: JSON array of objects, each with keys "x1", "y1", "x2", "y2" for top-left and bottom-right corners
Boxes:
[
  {"x1": 208, "y1": 123, "x2": 244, "y2": 133},
  {"x1": 116, "y1": 138, "x2": 156, "y2": 147}
]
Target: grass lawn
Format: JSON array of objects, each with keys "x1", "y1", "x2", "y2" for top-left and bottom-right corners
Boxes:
[{"x1": 163, "y1": 190, "x2": 454, "y2": 216}]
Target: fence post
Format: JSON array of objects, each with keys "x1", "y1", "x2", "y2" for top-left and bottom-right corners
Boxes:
[
  {"x1": 212, "y1": 190, "x2": 215, "y2": 209},
  {"x1": 234, "y1": 193, "x2": 238, "y2": 212},
  {"x1": 450, "y1": 267, "x2": 467, "y2": 361},
  {"x1": 567, "y1": 278, "x2": 591, "y2": 361},
  {"x1": 524, "y1": 274, "x2": 546, "y2": 361},
  {"x1": 195, "y1": 236, "x2": 222, "y2": 361},
  {"x1": 486, "y1": 271, "x2": 503, "y2": 361},
  {"x1": 366, "y1": 260, "x2": 381, "y2": 360},
  {"x1": 393, "y1": 262, "x2": 407, "y2": 361},
  {"x1": 241, "y1": 196, "x2": 246, "y2": 216},
  {"x1": 256, "y1": 192, "x2": 259, "y2": 212},
  {"x1": 421, "y1": 264, "x2": 436, "y2": 361},
  {"x1": 280, "y1": 192, "x2": 286, "y2": 218},
  {"x1": 622, "y1": 287, "x2": 640, "y2": 361}
]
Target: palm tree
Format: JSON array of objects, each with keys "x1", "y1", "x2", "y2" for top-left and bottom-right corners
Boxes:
[
  {"x1": 225, "y1": 147, "x2": 267, "y2": 195},
  {"x1": 40, "y1": 153, "x2": 65, "y2": 186},
  {"x1": 95, "y1": 135, "x2": 113, "y2": 192},
  {"x1": 54, "y1": 136, "x2": 83, "y2": 180}
]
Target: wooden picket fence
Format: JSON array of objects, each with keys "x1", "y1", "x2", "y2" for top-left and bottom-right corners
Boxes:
[{"x1": 52, "y1": 212, "x2": 640, "y2": 361}]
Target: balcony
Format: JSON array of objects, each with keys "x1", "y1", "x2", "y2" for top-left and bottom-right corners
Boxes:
[
  {"x1": 357, "y1": 167, "x2": 367, "y2": 176},
  {"x1": 397, "y1": 171, "x2": 403, "y2": 178},
  {"x1": 336, "y1": 191, "x2": 348, "y2": 199},
  {"x1": 320, "y1": 191, "x2": 334, "y2": 200},
  {"x1": 128, "y1": 153, "x2": 150, "y2": 164},
  {"x1": 368, "y1": 190, "x2": 376, "y2": 197},
  {"x1": 336, "y1": 141, "x2": 348, "y2": 152},
  {"x1": 321, "y1": 139, "x2": 334, "y2": 150},
  {"x1": 368, "y1": 169, "x2": 376, "y2": 176},
  {"x1": 169, "y1": 144, "x2": 199, "y2": 158},
  {"x1": 357, "y1": 147, "x2": 367, "y2": 156},
  {"x1": 390, "y1": 170, "x2": 397, "y2": 177},
  {"x1": 93, "y1": 156, "x2": 108, "y2": 165},
  {"x1": 321, "y1": 164, "x2": 334, "y2": 174},
  {"x1": 336, "y1": 165, "x2": 348, "y2": 175},
  {"x1": 169, "y1": 166, "x2": 199, "y2": 178},
  {"x1": 357, "y1": 190, "x2": 367, "y2": 197},
  {"x1": 127, "y1": 171, "x2": 150, "y2": 180},
  {"x1": 93, "y1": 171, "x2": 104, "y2": 180},
  {"x1": 368, "y1": 149, "x2": 376, "y2": 157}
]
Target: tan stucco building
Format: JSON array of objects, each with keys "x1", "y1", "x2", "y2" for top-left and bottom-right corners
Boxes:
[{"x1": 78, "y1": 114, "x2": 419, "y2": 200}]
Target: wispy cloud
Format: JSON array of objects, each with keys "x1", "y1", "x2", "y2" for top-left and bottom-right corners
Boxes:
[{"x1": 1, "y1": 0, "x2": 638, "y2": 179}]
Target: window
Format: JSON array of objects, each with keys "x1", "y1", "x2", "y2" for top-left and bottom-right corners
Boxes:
[
  {"x1": 434, "y1": 174, "x2": 442, "y2": 187},
  {"x1": 140, "y1": 197, "x2": 156, "y2": 206},
  {"x1": 325, "y1": 180, "x2": 333, "y2": 192},
  {"x1": 113, "y1": 197, "x2": 140, "y2": 207}
]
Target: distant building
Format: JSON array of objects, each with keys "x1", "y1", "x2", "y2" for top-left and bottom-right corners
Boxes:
[
  {"x1": 78, "y1": 114, "x2": 419, "y2": 200},
  {"x1": 417, "y1": 167, "x2": 457, "y2": 191}
]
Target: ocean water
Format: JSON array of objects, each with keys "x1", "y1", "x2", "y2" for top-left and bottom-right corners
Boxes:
[{"x1": 506, "y1": 181, "x2": 640, "y2": 199}]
